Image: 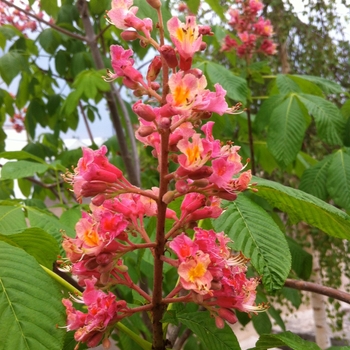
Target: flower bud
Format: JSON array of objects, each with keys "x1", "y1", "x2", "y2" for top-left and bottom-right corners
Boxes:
[
  {"x1": 200, "y1": 42, "x2": 207, "y2": 51},
  {"x1": 121, "y1": 30, "x2": 138, "y2": 41},
  {"x1": 215, "y1": 316, "x2": 225, "y2": 329},
  {"x1": 198, "y1": 25, "x2": 213, "y2": 36},
  {"x1": 158, "y1": 117, "x2": 171, "y2": 129},
  {"x1": 162, "y1": 191, "x2": 175, "y2": 204},
  {"x1": 133, "y1": 100, "x2": 157, "y2": 121},
  {"x1": 146, "y1": 0, "x2": 161, "y2": 9},
  {"x1": 159, "y1": 45, "x2": 178, "y2": 68},
  {"x1": 150, "y1": 82, "x2": 160, "y2": 90},
  {"x1": 218, "y1": 308, "x2": 238, "y2": 324},
  {"x1": 175, "y1": 179, "x2": 188, "y2": 193},
  {"x1": 91, "y1": 194, "x2": 106, "y2": 206},
  {"x1": 147, "y1": 56, "x2": 162, "y2": 82},
  {"x1": 187, "y1": 166, "x2": 213, "y2": 180},
  {"x1": 159, "y1": 103, "x2": 178, "y2": 117},
  {"x1": 138, "y1": 125, "x2": 155, "y2": 137}
]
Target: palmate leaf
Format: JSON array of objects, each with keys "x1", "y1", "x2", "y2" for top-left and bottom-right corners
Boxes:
[
  {"x1": 297, "y1": 93, "x2": 345, "y2": 145},
  {"x1": 169, "y1": 311, "x2": 241, "y2": 350},
  {"x1": 293, "y1": 75, "x2": 343, "y2": 95},
  {"x1": 299, "y1": 155, "x2": 333, "y2": 200},
  {"x1": 213, "y1": 194, "x2": 291, "y2": 291},
  {"x1": 327, "y1": 150, "x2": 350, "y2": 210},
  {"x1": 252, "y1": 176, "x2": 350, "y2": 240},
  {"x1": 204, "y1": 62, "x2": 248, "y2": 104},
  {"x1": 0, "y1": 228, "x2": 59, "y2": 269},
  {"x1": 267, "y1": 94, "x2": 309, "y2": 168},
  {"x1": 0, "y1": 160, "x2": 49, "y2": 180},
  {"x1": 254, "y1": 94, "x2": 286, "y2": 133},
  {"x1": 276, "y1": 74, "x2": 301, "y2": 94},
  {"x1": 249, "y1": 331, "x2": 321, "y2": 350},
  {"x1": 0, "y1": 241, "x2": 66, "y2": 350}
]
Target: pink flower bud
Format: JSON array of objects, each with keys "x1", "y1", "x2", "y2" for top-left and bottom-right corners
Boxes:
[
  {"x1": 200, "y1": 42, "x2": 207, "y2": 51},
  {"x1": 159, "y1": 45, "x2": 178, "y2": 68},
  {"x1": 175, "y1": 179, "x2": 189, "y2": 193},
  {"x1": 159, "y1": 103, "x2": 178, "y2": 117},
  {"x1": 150, "y1": 82, "x2": 160, "y2": 90},
  {"x1": 121, "y1": 30, "x2": 139, "y2": 41},
  {"x1": 159, "y1": 117, "x2": 171, "y2": 129},
  {"x1": 187, "y1": 166, "x2": 213, "y2": 180},
  {"x1": 216, "y1": 191, "x2": 237, "y2": 201},
  {"x1": 146, "y1": 0, "x2": 162, "y2": 9},
  {"x1": 147, "y1": 56, "x2": 162, "y2": 82},
  {"x1": 210, "y1": 281, "x2": 222, "y2": 290},
  {"x1": 133, "y1": 100, "x2": 157, "y2": 121},
  {"x1": 138, "y1": 125, "x2": 155, "y2": 137},
  {"x1": 191, "y1": 179, "x2": 209, "y2": 187},
  {"x1": 218, "y1": 308, "x2": 238, "y2": 324},
  {"x1": 91, "y1": 194, "x2": 106, "y2": 206},
  {"x1": 198, "y1": 25, "x2": 213, "y2": 36},
  {"x1": 209, "y1": 266, "x2": 223, "y2": 281},
  {"x1": 215, "y1": 316, "x2": 225, "y2": 329}
]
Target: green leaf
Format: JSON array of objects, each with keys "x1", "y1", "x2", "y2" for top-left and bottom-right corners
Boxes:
[
  {"x1": 0, "y1": 228, "x2": 59, "y2": 268},
  {"x1": 282, "y1": 287, "x2": 301, "y2": 309},
  {"x1": 73, "y1": 70, "x2": 110, "y2": 100},
  {"x1": 26, "y1": 206, "x2": 74, "y2": 244},
  {"x1": 204, "y1": 62, "x2": 248, "y2": 104},
  {"x1": 203, "y1": 0, "x2": 226, "y2": 20},
  {"x1": 0, "y1": 205, "x2": 27, "y2": 233},
  {"x1": 299, "y1": 155, "x2": 333, "y2": 200},
  {"x1": 213, "y1": 195, "x2": 291, "y2": 291},
  {"x1": 254, "y1": 94, "x2": 286, "y2": 133},
  {"x1": 89, "y1": 0, "x2": 110, "y2": 15},
  {"x1": 297, "y1": 93, "x2": 345, "y2": 145},
  {"x1": 38, "y1": 28, "x2": 61, "y2": 54},
  {"x1": 327, "y1": 150, "x2": 350, "y2": 210},
  {"x1": 0, "y1": 241, "x2": 66, "y2": 350},
  {"x1": 294, "y1": 75, "x2": 343, "y2": 95},
  {"x1": 62, "y1": 90, "x2": 81, "y2": 116},
  {"x1": 1, "y1": 161, "x2": 49, "y2": 180},
  {"x1": 249, "y1": 331, "x2": 321, "y2": 350},
  {"x1": 0, "y1": 51, "x2": 27, "y2": 85},
  {"x1": 40, "y1": 0, "x2": 59, "y2": 18},
  {"x1": 252, "y1": 311, "x2": 272, "y2": 335},
  {"x1": 286, "y1": 236, "x2": 312, "y2": 280},
  {"x1": 17, "y1": 178, "x2": 32, "y2": 197},
  {"x1": 0, "y1": 151, "x2": 47, "y2": 164},
  {"x1": 186, "y1": 0, "x2": 200, "y2": 13},
  {"x1": 287, "y1": 75, "x2": 324, "y2": 96},
  {"x1": 176, "y1": 311, "x2": 241, "y2": 350},
  {"x1": 276, "y1": 75, "x2": 301, "y2": 94},
  {"x1": 252, "y1": 176, "x2": 350, "y2": 240},
  {"x1": 267, "y1": 94, "x2": 309, "y2": 168}
]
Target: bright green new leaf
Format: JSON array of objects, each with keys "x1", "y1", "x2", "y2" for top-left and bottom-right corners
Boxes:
[
  {"x1": 297, "y1": 93, "x2": 345, "y2": 145},
  {"x1": 0, "y1": 161, "x2": 49, "y2": 180},
  {"x1": 267, "y1": 94, "x2": 309, "y2": 168},
  {"x1": 249, "y1": 331, "x2": 321, "y2": 350},
  {"x1": 205, "y1": 62, "x2": 248, "y2": 104},
  {"x1": 299, "y1": 155, "x2": 333, "y2": 200},
  {"x1": 0, "y1": 241, "x2": 66, "y2": 350},
  {"x1": 252, "y1": 176, "x2": 350, "y2": 240},
  {"x1": 213, "y1": 194, "x2": 291, "y2": 291},
  {"x1": 327, "y1": 150, "x2": 350, "y2": 210},
  {"x1": 73, "y1": 70, "x2": 110, "y2": 100},
  {"x1": 176, "y1": 311, "x2": 241, "y2": 350},
  {"x1": 0, "y1": 227, "x2": 59, "y2": 269}
]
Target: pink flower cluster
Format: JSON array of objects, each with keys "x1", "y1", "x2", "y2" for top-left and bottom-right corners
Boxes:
[
  {"x1": 169, "y1": 229, "x2": 262, "y2": 327},
  {"x1": 61, "y1": 0, "x2": 264, "y2": 347},
  {"x1": 62, "y1": 278, "x2": 128, "y2": 348},
  {"x1": 221, "y1": 0, "x2": 277, "y2": 58}
]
